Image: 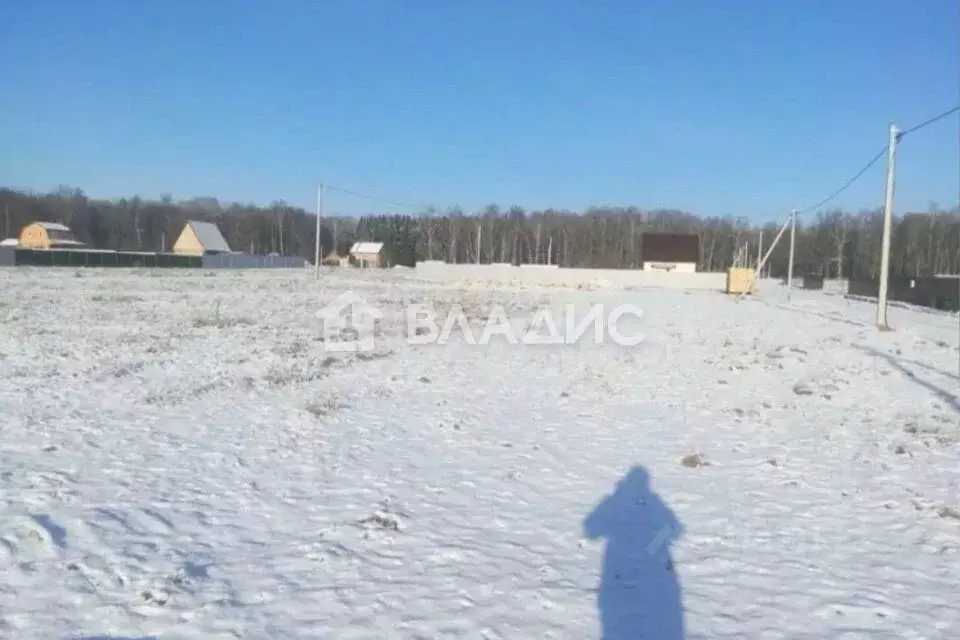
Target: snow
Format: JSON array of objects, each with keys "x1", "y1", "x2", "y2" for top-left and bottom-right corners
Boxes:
[
  {"x1": 35, "y1": 222, "x2": 71, "y2": 232},
  {"x1": 1, "y1": 267, "x2": 959, "y2": 639},
  {"x1": 185, "y1": 221, "x2": 232, "y2": 253},
  {"x1": 350, "y1": 242, "x2": 384, "y2": 255}
]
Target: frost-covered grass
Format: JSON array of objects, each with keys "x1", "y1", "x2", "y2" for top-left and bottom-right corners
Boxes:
[{"x1": 1, "y1": 267, "x2": 959, "y2": 639}]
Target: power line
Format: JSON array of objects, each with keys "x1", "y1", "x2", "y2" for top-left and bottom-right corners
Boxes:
[
  {"x1": 899, "y1": 105, "x2": 960, "y2": 138},
  {"x1": 322, "y1": 106, "x2": 960, "y2": 218},
  {"x1": 795, "y1": 145, "x2": 889, "y2": 216},
  {"x1": 792, "y1": 105, "x2": 960, "y2": 217},
  {"x1": 324, "y1": 184, "x2": 431, "y2": 210}
]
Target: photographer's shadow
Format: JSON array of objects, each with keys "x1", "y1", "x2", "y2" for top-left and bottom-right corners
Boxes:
[{"x1": 584, "y1": 466, "x2": 684, "y2": 639}]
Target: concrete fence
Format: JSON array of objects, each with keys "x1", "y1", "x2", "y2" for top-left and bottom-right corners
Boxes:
[
  {"x1": 201, "y1": 253, "x2": 305, "y2": 269},
  {"x1": 414, "y1": 262, "x2": 728, "y2": 290}
]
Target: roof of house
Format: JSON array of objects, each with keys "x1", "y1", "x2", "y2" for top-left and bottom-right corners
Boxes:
[
  {"x1": 350, "y1": 241, "x2": 384, "y2": 255},
  {"x1": 35, "y1": 222, "x2": 71, "y2": 232},
  {"x1": 186, "y1": 220, "x2": 231, "y2": 252}
]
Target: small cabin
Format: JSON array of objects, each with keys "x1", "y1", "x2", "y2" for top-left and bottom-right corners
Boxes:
[
  {"x1": 18, "y1": 222, "x2": 84, "y2": 249},
  {"x1": 323, "y1": 250, "x2": 349, "y2": 267},
  {"x1": 172, "y1": 220, "x2": 232, "y2": 256},
  {"x1": 350, "y1": 241, "x2": 384, "y2": 268},
  {"x1": 640, "y1": 232, "x2": 699, "y2": 273}
]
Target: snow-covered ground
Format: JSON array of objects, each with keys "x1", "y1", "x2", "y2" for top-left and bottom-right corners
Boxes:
[{"x1": 1, "y1": 267, "x2": 958, "y2": 639}]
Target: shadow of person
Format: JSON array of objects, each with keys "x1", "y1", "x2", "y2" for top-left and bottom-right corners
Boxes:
[{"x1": 584, "y1": 466, "x2": 684, "y2": 639}]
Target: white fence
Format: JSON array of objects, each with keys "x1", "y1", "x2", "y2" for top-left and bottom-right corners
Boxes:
[
  {"x1": 414, "y1": 262, "x2": 727, "y2": 290},
  {"x1": 822, "y1": 278, "x2": 849, "y2": 294}
]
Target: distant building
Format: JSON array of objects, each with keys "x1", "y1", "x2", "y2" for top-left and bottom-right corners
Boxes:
[
  {"x1": 172, "y1": 220, "x2": 232, "y2": 256},
  {"x1": 350, "y1": 241, "x2": 384, "y2": 268},
  {"x1": 18, "y1": 222, "x2": 84, "y2": 249},
  {"x1": 324, "y1": 250, "x2": 349, "y2": 267},
  {"x1": 640, "y1": 232, "x2": 699, "y2": 273}
]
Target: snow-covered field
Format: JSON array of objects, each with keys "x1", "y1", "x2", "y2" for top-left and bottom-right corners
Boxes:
[{"x1": 1, "y1": 267, "x2": 958, "y2": 639}]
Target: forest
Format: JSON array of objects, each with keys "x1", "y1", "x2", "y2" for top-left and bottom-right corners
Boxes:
[{"x1": 2, "y1": 185, "x2": 959, "y2": 279}]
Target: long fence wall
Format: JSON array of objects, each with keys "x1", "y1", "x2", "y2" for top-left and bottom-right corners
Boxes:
[
  {"x1": 0, "y1": 247, "x2": 304, "y2": 269},
  {"x1": 848, "y1": 276, "x2": 960, "y2": 311},
  {"x1": 414, "y1": 262, "x2": 728, "y2": 290},
  {"x1": 9, "y1": 248, "x2": 202, "y2": 268},
  {"x1": 201, "y1": 254, "x2": 304, "y2": 269}
]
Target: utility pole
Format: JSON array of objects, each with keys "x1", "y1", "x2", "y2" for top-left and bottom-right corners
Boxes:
[
  {"x1": 733, "y1": 219, "x2": 742, "y2": 268},
  {"x1": 535, "y1": 223, "x2": 542, "y2": 264},
  {"x1": 757, "y1": 231, "x2": 764, "y2": 276},
  {"x1": 547, "y1": 235, "x2": 553, "y2": 266},
  {"x1": 476, "y1": 222, "x2": 481, "y2": 264},
  {"x1": 741, "y1": 213, "x2": 791, "y2": 299},
  {"x1": 314, "y1": 184, "x2": 324, "y2": 280},
  {"x1": 877, "y1": 124, "x2": 899, "y2": 329},
  {"x1": 787, "y1": 210, "x2": 796, "y2": 301}
]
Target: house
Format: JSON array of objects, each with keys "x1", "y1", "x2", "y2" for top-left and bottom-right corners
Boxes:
[
  {"x1": 639, "y1": 232, "x2": 699, "y2": 273},
  {"x1": 323, "y1": 250, "x2": 349, "y2": 267},
  {"x1": 349, "y1": 241, "x2": 384, "y2": 268},
  {"x1": 172, "y1": 220, "x2": 232, "y2": 256},
  {"x1": 18, "y1": 222, "x2": 84, "y2": 249}
]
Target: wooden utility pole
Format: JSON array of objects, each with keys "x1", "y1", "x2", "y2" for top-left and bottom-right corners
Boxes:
[
  {"x1": 427, "y1": 220, "x2": 434, "y2": 260},
  {"x1": 535, "y1": 223, "x2": 542, "y2": 264},
  {"x1": 314, "y1": 184, "x2": 324, "y2": 279}
]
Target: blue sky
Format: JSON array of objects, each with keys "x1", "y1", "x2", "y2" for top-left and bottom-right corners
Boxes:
[{"x1": 1, "y1": 0, "x2": 957, "y2": 221}]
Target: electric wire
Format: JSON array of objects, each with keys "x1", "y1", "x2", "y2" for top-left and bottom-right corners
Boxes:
[
  {"x1": 899, "y1": 105, "x2": 960, "y2": 138},
  {"x1": 324, "y1": 184, "x2": 430, "y2": 210},
  {"x1": 319, "y1": 107, "x2": 960, "y2": 223},
  {"x1": 794, "y1": 146, "x2": 889, "y2": 216},
  {"x1": 791, "y1": 105, "x2": 960, "y2": 218}
]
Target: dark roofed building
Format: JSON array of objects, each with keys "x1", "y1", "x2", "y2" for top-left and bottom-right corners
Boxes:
[{"x1": 640, "y1": 232, "x2": 699, "y2": 272}]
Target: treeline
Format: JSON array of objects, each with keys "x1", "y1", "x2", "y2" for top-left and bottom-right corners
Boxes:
[{"x1": 2, "y1": 186, "x2": 959, "y2": 278}]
